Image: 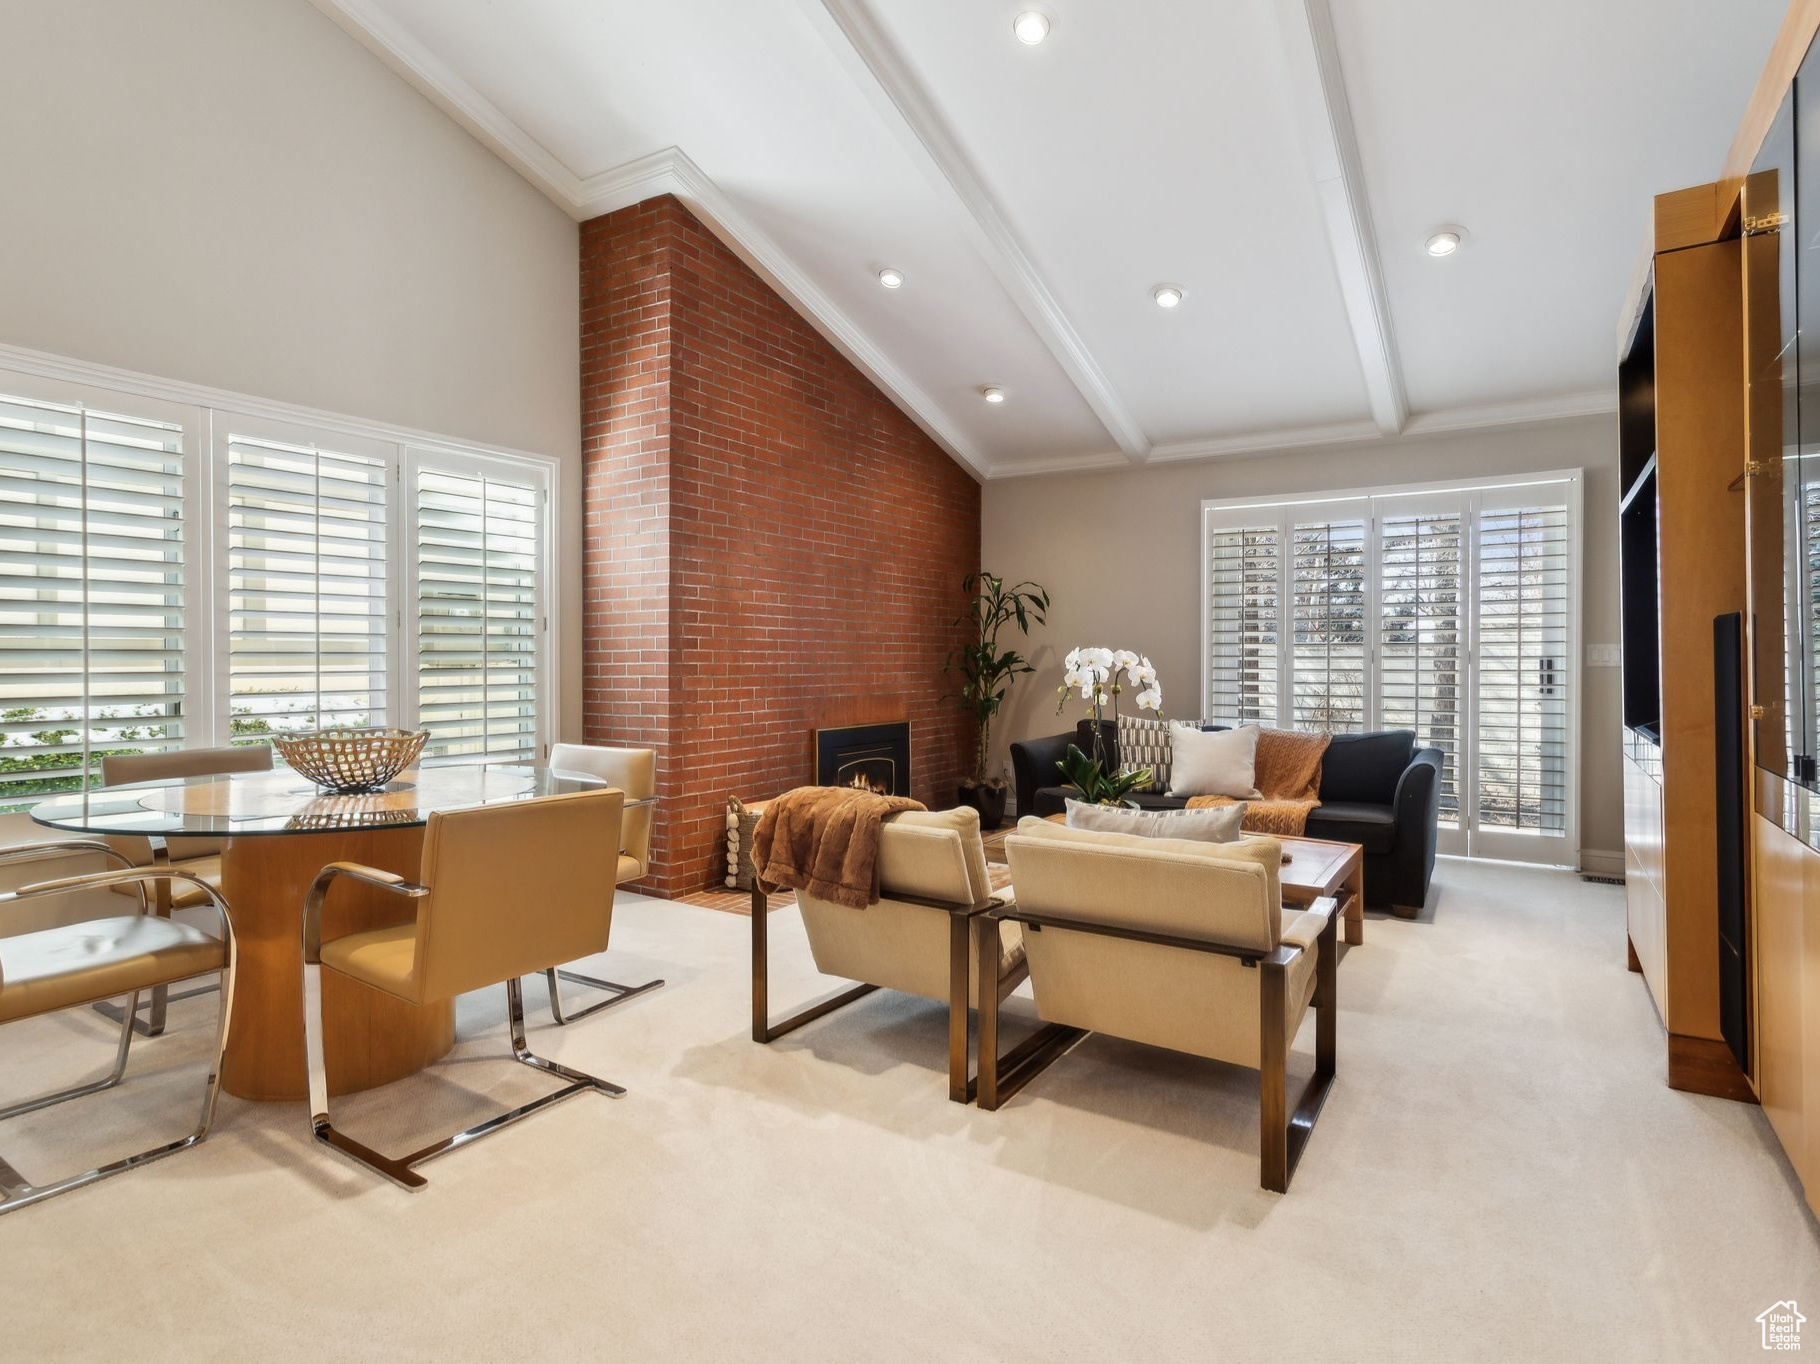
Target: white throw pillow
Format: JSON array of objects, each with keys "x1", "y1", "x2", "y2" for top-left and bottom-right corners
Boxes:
[
  {"x1": 1166, "y1": 723, "x2": 1262, "y2": 799},
  {"x1": 1064, "y1": 798, "x2": 1246, "y2": 843}
]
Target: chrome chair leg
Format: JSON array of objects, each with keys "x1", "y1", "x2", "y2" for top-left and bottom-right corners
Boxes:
[
  {"x1": 0, "y1": 989, "x2": 139, "y2": 1123},
  {"x1": 0, "y1": 964, "x2": 234, "y2": 1218},
  {"x1": 306, "y1": 974, "x2": 624, "y2": 1193},
  {"x1": 93, "y1": 981, "x2": 221, "y2": 1038},
  {"x1": 543, "y1": 967, "x2": 664, "y2": 1025}
]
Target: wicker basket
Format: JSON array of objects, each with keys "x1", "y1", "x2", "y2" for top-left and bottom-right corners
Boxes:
[
  {"x1": 271, "y1": 727, "x2": 428, "y2": 794},
  {"x1": 724, "y1": 795, "x2": 767, "y2": 890}
]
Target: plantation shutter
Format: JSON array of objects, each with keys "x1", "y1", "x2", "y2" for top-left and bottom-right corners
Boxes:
[
  {"x1": 227, "y1": 435, "x2": 389, "y2": 745},
  {"x1": 1377, "y1": 509, "x2": 1464, "y2": 824},
  {"x1": 0, "y1": 393, "x2": 186, "y2": 805},
  {"x1": 1290, "y1": 518, "x2": 1367, "y2": 731},
  {"x1": 415, "y1": 463, "x2": 542, "y2": 762},
  {"x1": 1204, "y1": 525, "x2": 1280, "y2": 723},
  {"x1": 1475, "y1": 504, "x2": 1571, "y2": 834}
]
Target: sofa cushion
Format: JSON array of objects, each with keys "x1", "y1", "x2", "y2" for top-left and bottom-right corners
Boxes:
[
  {"x1": 1115, "y1": 714, "x2": 1174, "y2": 792},
  {"x1": 1033, "y1": 786, "x2": 1189, "y2": 818},
  {"x1": 1303, "y1": 801, "x2": 1397, "y2": 855},
  {"x1": 1318, "y1": 731, "x2": 1416, "y2": 804},
  {"x1": 1064, "y1": 798, "x2": 1246, "y2": 843},
  {"x1": 1167, "y1": 723, "x2": 1262, "y2": 798}
]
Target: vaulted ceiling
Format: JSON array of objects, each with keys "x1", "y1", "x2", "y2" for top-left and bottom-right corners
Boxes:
[{"x1": 314, "y1": 0, "x2": 1785, "y2": 479}]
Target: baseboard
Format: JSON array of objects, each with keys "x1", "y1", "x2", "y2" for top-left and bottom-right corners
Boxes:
[
  {"x1": 1579, "y1": 848, "x2": 1625, "y2": 877},
  {"x1": 1667, "y1": 1032, "x2": 1758, "y2": 1103}
]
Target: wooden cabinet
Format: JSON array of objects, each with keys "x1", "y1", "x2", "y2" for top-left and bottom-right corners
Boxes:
[
  {"x1": 1617, "y1": 191, "x2": 1751, "y2": 1098},
  {"x1": 1753, "y1": 811, "x2": 1806, "y2": 1186},
  {"x1": 1623, "y1": 747, "x2": 1667, "y2": 1010}
]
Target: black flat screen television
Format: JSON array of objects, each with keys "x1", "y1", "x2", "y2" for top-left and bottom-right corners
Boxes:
[{"x1": 1620, "y1": 458, "x2": 1661, "y2": 741}]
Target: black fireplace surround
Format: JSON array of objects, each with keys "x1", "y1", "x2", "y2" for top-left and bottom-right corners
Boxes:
[{"x1": 816, "y1": 722, "x2": 911, "y2": 797}]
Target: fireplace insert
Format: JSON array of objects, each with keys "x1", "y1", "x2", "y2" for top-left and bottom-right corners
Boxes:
[{"x1": 815, "y1": 722, "x2": 911, "y2": 797}]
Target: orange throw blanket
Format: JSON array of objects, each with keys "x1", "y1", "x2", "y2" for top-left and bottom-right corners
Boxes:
[
  {"x1": 753, "y1": 786, "x2": 925, "y2": 909},
  {"x1": 1186, "y1": 728, "x2": 1331, "y2": 836}
]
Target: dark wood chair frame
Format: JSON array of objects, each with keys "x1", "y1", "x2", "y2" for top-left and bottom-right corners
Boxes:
[
  {"x1": 750, "y1": 882, "x2": 1074, "y2": 1104},
  {"x1": 974, "y1": 896, "x2": 1339, "y2": 1193}
]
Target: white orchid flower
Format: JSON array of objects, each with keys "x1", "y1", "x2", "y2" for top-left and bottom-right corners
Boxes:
[
  {"x1": 1112, "y1": 649, "x2": 1139, "y2": 672},
  {"x1": 1081, "y1": 681, "x2": 1097, "y2": 701},
  {"x1": 1064, "y1": 647, "x2": 1082, "y2": 670},
  {"x1": 1137, "y1": 687, "x2": 1162, "y2": 710},
  {"x1": 1086, "y1": 647, "x2": 1115, "y2": 669}
]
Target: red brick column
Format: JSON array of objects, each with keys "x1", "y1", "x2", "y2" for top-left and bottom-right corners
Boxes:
[{"x1": 581, "y1": 196, "x2": 981, "y2": 897}]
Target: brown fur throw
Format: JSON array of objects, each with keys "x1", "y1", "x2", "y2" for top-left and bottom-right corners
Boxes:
[
  {"x1": 1185, "y1": 728, "x2": 1331, "y2": 836},
  {"x1": 753, "y1": 786, "x2": 925, "y2": 908}
]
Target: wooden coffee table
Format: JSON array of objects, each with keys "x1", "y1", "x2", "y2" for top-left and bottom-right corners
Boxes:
[{"x1": 1278, "y1": 836, "x2": 1366, "y2": 947}]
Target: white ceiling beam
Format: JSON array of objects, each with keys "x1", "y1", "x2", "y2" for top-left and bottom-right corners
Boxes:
[
  {"x1": 798, "y1": 0, "x2": 1153, "y2": 463},
  {"x1": 1271, "y1": 0, "x2": 1408, "y2": 436}
]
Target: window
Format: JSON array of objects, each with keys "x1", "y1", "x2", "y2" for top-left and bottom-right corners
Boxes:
[
  {"x1": 414, "y1": 463, "x2": 542, "y2": 763},
  {"x1": 0, "y1": 392, "x2": 189, "y2": 804},
  {"x1": 0, "y1": 360, "x2": 557, "y2": 806},
  {"x1": 1203, "y1": 474, "x2": 1581, "y2": 864},
  {"x1": 227, "y1": 434, "x2": 390, "y2": 741}
]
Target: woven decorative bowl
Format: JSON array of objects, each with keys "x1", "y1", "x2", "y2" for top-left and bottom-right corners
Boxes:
[{"x1": 271, "y1": 727, "x2": 429, "y2": 794}]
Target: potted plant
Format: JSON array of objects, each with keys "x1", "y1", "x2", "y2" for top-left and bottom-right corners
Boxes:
[
  {"x1": 945, "y1": 571, "x2": 1050, "y2": 829},
  {"x1": 1055, "y1": 648, "x2": 1163, "y2": 807}
]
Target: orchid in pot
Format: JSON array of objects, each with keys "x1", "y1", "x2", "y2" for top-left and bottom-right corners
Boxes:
[{"x1": 1054, "y1": 648, "x2": 1163, "y2": 807}]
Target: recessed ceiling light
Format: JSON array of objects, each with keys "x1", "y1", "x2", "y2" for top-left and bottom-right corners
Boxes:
[
  {"x1": 1425, "y1": 226, "x2": 1467, "y2": 257},
  {"x1": 878, "y1": 267, "x2": 904, "y2": 289},
  {"x1": 981, "y1": 386, "x2": 1007, "y2": 404},
  {"x1": 1013, "y1": 11, "x2": 1051, "y2": 45},
  {"x1": 1152, "y1": 284, "x2": 1186, "y2": 308}
]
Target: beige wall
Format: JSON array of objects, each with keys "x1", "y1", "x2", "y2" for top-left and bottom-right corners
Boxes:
[
  {"x1": 982, "y1": 414, "x2": 1624, "y2": 862},
  {"x1": 0, "y1": 0, "x2": 583, "y2": 739}
]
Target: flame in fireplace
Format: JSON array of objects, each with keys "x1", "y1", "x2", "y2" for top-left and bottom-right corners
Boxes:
[{"x1": 845, "y1": 771, "x2": 891, "y2": 796}]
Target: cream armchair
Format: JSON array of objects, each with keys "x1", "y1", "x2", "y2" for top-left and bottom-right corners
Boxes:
[
  {"x1": 752, "y1": 806, "x2": 1075, "y2": 1103},
  {"x1": 981, "y1": 819, "x2": 1338, "y2": 1192},
  {"x1": 543, "y1": 743, "x2": 660, "y2": 1023},
  {"x1": 301, "y1": 789, "x2": 626, "y2": 1190},
  {"x1": 0, "y1": 841, "x2": 235, "y2": 1216}
]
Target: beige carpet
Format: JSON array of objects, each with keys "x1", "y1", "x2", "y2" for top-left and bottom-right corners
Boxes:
[{"x1": 2, "y1": 860, "x2": 1817, "y2": 1362}]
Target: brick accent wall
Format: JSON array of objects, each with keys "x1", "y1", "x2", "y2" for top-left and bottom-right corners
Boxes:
[{"x1": 581, "y1": 196, "x2": 981, "y2": 897}]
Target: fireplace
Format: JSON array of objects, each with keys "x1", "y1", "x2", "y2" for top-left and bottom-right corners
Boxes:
[{"x1": 815, "y1": 722, "x2": 912, "y2": 797}]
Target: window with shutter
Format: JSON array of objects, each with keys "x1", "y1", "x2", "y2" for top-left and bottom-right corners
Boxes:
[
  {"x1": 415, "y1": 463, "x2": 542, "y2": 763},
  {"x1": 1475, "y1": 505, "x2": 1571, "y2": 835},
  {"x1": 0, "y1": 393, "x2": 185, "y2": 806},
  {"x1": 227, "y1": 435, "x2": 389, "y2": 746},
  {"x1": 1377, "y1": 511, "x2": 1463, "y2": 825},
  {"x1": 1204, "y1": 475, "x2": 1579, "y2": 864},
  {"x1": 1205, "y1": 525, "x2": 1279, "y2": 724},
  {"x1": 1291, "y1": 519, "x2": 1367, "y2": 732}
]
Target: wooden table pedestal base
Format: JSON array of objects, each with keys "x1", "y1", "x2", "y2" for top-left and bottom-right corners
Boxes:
[{"x1": 219, "y1": 828, "x2": 455, "y2": 1102}]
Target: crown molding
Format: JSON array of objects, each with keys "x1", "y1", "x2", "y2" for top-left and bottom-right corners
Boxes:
[
  {"x1": 1272, "y1": 0, "x2": 1407, "y2": 436},
  {"x1": 987, "y1": 388, "x2": 1616, "y2": 480},
  {"x1": 309, "y1": 4, "x2": 988, "y2": 482},
  {"x1": 309, "y1": 0, "x2": 585, "y2": 210},
  {"x1": 799, "y1": 0, "x2": 1152, "y2": 463},
  {"x1": 650, "y1": 149, "x2": 991, "y2": 480}
]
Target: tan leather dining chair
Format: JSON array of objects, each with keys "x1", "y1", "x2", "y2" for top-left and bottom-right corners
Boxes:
[
  {"x1": 100, "y1": 744, "x2": 272, "y2": 1036},
  {"x1": 301, "y1": 788, "x2": 626, "y2": 1190},
  {"x1": 542, "y1": 743, "x2": 660, "y2": 1023},
  {"x1": 0, "y1": 841, "x2": 236, "y2": 1216}
]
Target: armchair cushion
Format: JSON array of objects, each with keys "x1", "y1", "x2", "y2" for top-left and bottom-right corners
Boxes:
[
  {"x1": 109, "y1": 853, "x2": 222, "y2": 909},
  {"x1": 0, "y1": 915, "x2": 223, "y2": 1024},
  {"x1": 318, "y1": 921, "x2": 419, "y2": 1004},
  {"x1": 1011, "y1": 817, "x2": 1284, "y2": 915}
]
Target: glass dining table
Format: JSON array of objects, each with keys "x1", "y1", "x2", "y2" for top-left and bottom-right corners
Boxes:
[{"x1": 31, "y1": 763, "x2": 623, "y2": 1103}]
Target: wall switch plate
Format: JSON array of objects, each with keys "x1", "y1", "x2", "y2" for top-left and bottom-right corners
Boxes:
[{"x1": 1586, "y1": 643, "x2": 1621, "y2": 668}]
